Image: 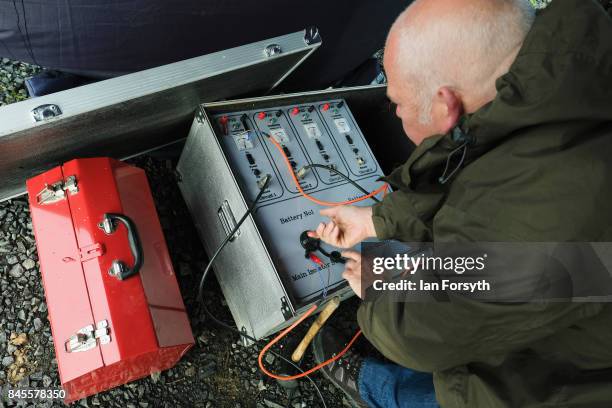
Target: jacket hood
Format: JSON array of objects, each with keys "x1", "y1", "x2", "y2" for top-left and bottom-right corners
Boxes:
[{"x1": 392, "y1": 0, "x2": 612, "y2": 188}]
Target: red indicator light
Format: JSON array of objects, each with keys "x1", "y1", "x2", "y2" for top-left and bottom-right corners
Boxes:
[
  {"x1": 322, "y1": 103, "x2": 330, "y2": 111},
  {"x1": 257, "y1": 112, "x2": 266, "y2": 120},
  {"x1": 291, "y1": 107, "x2": 300, "y2": 116}
]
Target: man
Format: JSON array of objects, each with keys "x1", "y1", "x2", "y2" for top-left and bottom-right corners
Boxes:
[{"x1": 310, "y1": 0, "x2": 612, "y2": 407}]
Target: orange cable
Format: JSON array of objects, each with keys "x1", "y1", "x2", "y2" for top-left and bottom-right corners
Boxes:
[
  {"x1": 266, "y1": 134, "x2": 388, "y2": 206},
  {"x1": 256, "y1": 133, "x2": 376, "y2": 380},
  {"x1": 258, "y1": 303, "x2": 363, "y2": 381}
]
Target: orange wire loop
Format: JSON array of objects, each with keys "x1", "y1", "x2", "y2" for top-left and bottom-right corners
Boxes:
[
  {"x1": 257, "y1": 304, "x2": 363, "y2": 380},
  {"x1": 266, "y1": 134, "x2": 388, "y2": 206}
]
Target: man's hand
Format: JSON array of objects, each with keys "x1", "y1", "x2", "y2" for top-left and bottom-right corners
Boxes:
[
  {"x1": 308, "y1": 205, "x2": 376, "y2": 249},
  {"x1": 341, "y1": 250, "x2": 377, "y2": 299}
]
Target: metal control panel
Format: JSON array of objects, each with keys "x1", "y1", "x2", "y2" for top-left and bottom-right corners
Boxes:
[{"x1": 212, "y1": 100, "x2": 386, "y2": 306}]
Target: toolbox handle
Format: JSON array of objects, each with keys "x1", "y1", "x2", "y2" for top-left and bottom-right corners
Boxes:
[{"x1": 99, "y1": 213, "x2": 144, "y2": 280}]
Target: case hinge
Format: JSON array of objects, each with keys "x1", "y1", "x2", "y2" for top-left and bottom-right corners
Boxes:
[
  {"x1": 280, "y1": 296, "x2": 292, "y2": 320},
  {"x1": 36, "y1": 175, "x2": 79, "y2": 205},
  {"x1": 65, "y1": 320, "x2": 111, "y2": 353}
]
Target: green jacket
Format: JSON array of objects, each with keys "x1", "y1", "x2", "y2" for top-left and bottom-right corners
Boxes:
[{"x1": 358, "y1": 1, "x2": 612, "y2": 407}]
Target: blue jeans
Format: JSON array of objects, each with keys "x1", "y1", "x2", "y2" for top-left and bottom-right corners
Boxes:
[{"x1": 358, "y1": 358, "x2": 439, "y2": 408}]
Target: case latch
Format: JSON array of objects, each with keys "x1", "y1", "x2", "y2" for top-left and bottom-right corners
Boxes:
[
  {"x1": 65, "y1": 320, "x2": 111, "y2": 353},
  {"x1": 36, "y1": 175, "x2": 79, "y2": 205},
  {"x1": 31, "y1": 104, "x2": 62, "y2": 122}
]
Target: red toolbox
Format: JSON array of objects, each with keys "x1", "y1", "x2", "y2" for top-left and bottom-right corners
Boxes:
[{"x1": 26, "y1": 157, "x2": 194, "y2": 403}]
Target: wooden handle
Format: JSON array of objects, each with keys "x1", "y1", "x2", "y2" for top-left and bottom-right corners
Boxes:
[{"x1": 291, "y1": 296, "x2": 341, "y2": 362}]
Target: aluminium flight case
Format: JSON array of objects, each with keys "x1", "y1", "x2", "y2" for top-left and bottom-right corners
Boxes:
[
  {"x1": 0, "y1": 28, "x2": 321, "y2": 202},
  {"x1": 26, "y1": 157, "x2": 194, "y2": 403}
]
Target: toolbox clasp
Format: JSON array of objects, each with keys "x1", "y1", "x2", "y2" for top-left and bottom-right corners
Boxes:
[
  {"x1": 65, "y1": 320, "x2": 111, "y2": 353},
  {"x1": 36, "y1": 175, "x2": 79, "y2": 205}
]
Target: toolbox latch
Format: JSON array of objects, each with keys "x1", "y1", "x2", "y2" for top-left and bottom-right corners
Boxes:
[
  {"x1": 36, "y1": 175, "x2": 79, "y2": 205},
  {"x1": 65, "y1": 320, "x2": 111, "y2": 353}
]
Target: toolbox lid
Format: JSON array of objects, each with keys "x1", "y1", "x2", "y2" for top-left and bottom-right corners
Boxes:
[{"x1": 0, "y1": 27, "x2": 321, "y2": 201}]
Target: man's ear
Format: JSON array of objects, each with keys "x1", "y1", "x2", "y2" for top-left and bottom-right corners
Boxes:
[{"x1": 435, "y1": 86, "x2": 463, "y2": 134}]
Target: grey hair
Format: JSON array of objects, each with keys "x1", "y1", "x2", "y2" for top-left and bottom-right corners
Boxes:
[{"x1": 390, "y1": 0, "x2": 535, "y2": 124}]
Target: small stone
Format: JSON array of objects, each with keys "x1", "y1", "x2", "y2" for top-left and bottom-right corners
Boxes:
[
  {"x1": 6, "y1": 255, "x2": 18, "y2": 265},
  {"x1": 22, "y1": 259, "x2": 35, "y2": 270},
  {"x1": 150, "y1": 371, "x2": 161, "y2": 383},
  {"x1": 263, "y1": 399, "x2": 284, "y2": 408},
  {"x1": 184, "y1": 366, "x2": 196, "y2": 377},
  {"x1": 8, "y1": 264, "x2": 23, "y2": 278},
  {"x1": 33, "y1": 318, "x2": 43, "y2": 331},
  {"x1": 265, "y1": 353, "x2": 275, "y2": 365},
  {"x1": 2, "y1": 356, "x2": 14, "y2": 366},
  {"x1": 42, "y1": 375, "x2": 52, "y2": 387}
]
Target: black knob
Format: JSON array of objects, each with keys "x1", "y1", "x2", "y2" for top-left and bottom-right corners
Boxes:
[{"x1": 300, "y1": 231, "x2": 320, "y2": 253}]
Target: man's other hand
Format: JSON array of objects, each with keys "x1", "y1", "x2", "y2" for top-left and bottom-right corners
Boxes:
[
  {"x1": 341, "y1": 250, "x2": 378, "y2": 299},
  {"x1": 308, "y1": 205, "x2": 376, "y2": 248}
]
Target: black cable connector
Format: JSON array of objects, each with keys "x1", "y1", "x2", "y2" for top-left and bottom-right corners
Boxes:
[{"x1": 299, "y1": 230, "x2": 347, "y2": 264}]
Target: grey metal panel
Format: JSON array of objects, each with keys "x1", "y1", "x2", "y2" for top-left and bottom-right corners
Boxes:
[
  {"x1": 177, "y1": 108, "x2": 291, "y2": 340},
  {"x1": 0, "y1": 29, "x2": 320, "y2": 201}
]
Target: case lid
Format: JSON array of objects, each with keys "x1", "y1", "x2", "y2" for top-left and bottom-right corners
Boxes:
[{"x1": 1, "y1": 27, "x2": 321, "y2": 201}]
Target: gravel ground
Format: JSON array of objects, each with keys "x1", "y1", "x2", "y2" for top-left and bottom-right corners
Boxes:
[
  {"x1": 0, "y1": 59, "x2": 373, "y2": 407},
  {"x1": 0, "y1": 59, "x2": 41, "y2": 106}
]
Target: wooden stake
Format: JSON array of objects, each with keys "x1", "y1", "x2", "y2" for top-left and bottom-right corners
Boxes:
[{"x1": 291, "y1": 296, "x2": 341, "y2": 362}]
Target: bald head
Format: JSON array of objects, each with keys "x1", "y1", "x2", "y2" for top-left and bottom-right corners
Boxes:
[{"x1": 385, "y1": 0, "x2": 534, "y2": 144}]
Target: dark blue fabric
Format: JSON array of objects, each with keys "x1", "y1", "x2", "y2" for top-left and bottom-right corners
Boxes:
[
  {"x1": 358, "y1": 358, "x2": 439, "y2": 408},
  {"x1": 0, "y1": 0, "x2": 412, "y2": 91}
]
